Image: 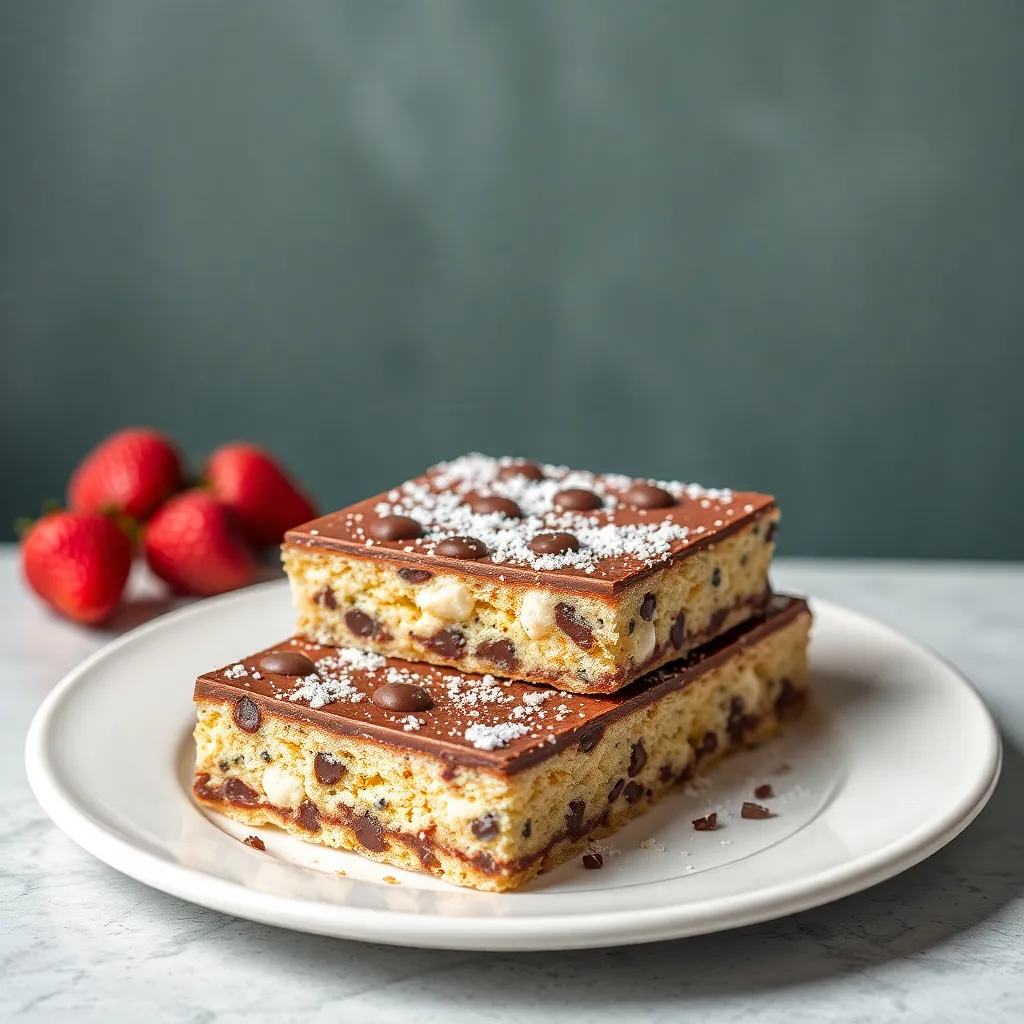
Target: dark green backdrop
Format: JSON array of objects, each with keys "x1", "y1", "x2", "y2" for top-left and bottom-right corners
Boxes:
[{"x1": 3, "y1": 1, "x2": 1023, "y2": 557}]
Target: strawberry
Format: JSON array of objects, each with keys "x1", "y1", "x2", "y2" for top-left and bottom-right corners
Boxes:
[
  {"x1": 68, "y1": 428, "x2": 183, "y2": 522},
  {"x1": 205, "y1": 442, "x2": 317, "y2": 547},
  {"x1": 143, "y1": 490, "x2": 257, "y2": 596},
  {"x1": 21, "y1": 512, "x2": 133, "y2": 625}
]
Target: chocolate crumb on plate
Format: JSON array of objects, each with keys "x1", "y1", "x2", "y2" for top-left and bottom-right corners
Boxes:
[
  {"x1": 242, "y1": 835, "x2": 266, "y2": 851},
  {"x1": 582, "y1": 853, "x2": 604, "y2": 869},
  {"x1": 741, "y1": 802, "x2": 772, "y2": 819},
  {"x1": 754, "y1": 783, "x2": 774, "y2": 799},
  {"x1": 692, "y1": 813, "x2": 718, "y2": 831}
]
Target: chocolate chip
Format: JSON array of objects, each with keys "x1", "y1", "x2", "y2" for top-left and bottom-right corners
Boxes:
[
  {"x1": 565, "y1": 799, "x2": 586, "y2": 839},
  {"x1": 754, "y1": 784, "x2": 774, "y2": 799},
  {"x1": 623, "y1": 483, "x2": 675, "y2": 508},
  {"x1": 627, "y1": 619, "x2": 635, "y2": 635},
  {"x1": 727, "y1": 696, "x2": 759, "y2": 742},
  {"x1": 218, "y1": 759, "x2": 229, "y2": 771},
  {"x1": 727, "y1": 696, "x2": 746, "y2": 740},
  {"x1": 528, "y1": 531, "x2": 580, "y2": 555},
  {"x1": 242, "y1": 835, "x2": 265, "y2": 851},
  {"x1": 473, "y1": 851, "x2": 499, "y2": 874},
  {"x1": 658, "y1": 765, "x2": 673, "y2": 782},
  {"x1": 233, "y1": 695, "x2": 261, "y2": 733},
  {"x1": 498, "y1": 461, "x2": 544, "y2": 481},
  {"x1": 711, "y1": 567, "x2": 721, "y2": 587},
  {"x1": 676, "y1": 763, "x2": 695, "y2": 785},
  {"x1": 628, "y1": 741, "x2": 647, "y2": 777},
  {"x1": 369, "y1": 515, "x2": 423, "y2": 541},
  {"x1": 353, "y1": 812, "x2": 386, "y2": 852},
  {"x1": 193, "y1": 772, "x2": 217, "y2": 800},
  {"x1": 699, "y1": 731, "x2": 718, "y2": 756},
  {"x1": 692, "y1": 813, "x2": 717, "y2": 831},
  {"x1": 260, "y1": 750, "x2": 272, "y2": 763},
  {"x1": 471, "y1": 813, "x2": 500, "y2": 840},
  {"x1": 423, "y1": 627, "x2": 466, "y2": 659},
  {"x1": 224, "y1": 778, "x2": 259, "y2": 806},
  {"x1": 398, "y1": 567, "x2": 434, "y2": 584},
  {"x1": 577, "y1": 722, "x2": 604, "y2": 753},
  {"x1": 671, "y1": 612, "x2": 686, "y2": 649},
  {"x1": 742, "y1": 802, "x2": 772, "y2": 820},
  {"x1": 314, "y1": 585, "x2": 337, "y2": 609},
  {"x1": 555, "y1": 603, "x2": 594, "y2": 649},
  {"x1": 468, "y1": 494, "x2": 523, "y2": 518},
  {"x1": 582, "y1": 853, "x2": 604, "y2": 870},
  {"x1": 374, "y1": 796, "x2": 388, "y2": 810},
  {"x1": 475, "y1": 638, "x2": 519, "y2": 673},
  {"x1": 623, "y1": 781, "x2": 644, "y2": 804},
  {"x1": 435, "y1": 535, "x2": 488, "y2": 559},
  {"x1": 775, "y1": 677, "x2": 805, "y2": 715},
  {"x1": 640, "y1": 592, "x2": 657, "y2": 621},
  {"x1": 314, "y1": 752, "x2": 346, "y2": 786},
  {"x1": 345, "y1": 609, "x2": 378, "y2": 638},
  {"x1": 372, "y1": 682, "x2": 434, "y2": 712},
  {"x1": 296, "y1": 801, "x2": 321, "y2": 832},
  {"x1": 522, "y1": 819, "x2": 532, "y2": 838},
  {"x1": 337, "y1": 803, "x2": 387, "y2": 852},
  {"x1": 608, "y1": 778, "x2": 625, "y2": 802},
  {"x1": 259, "y1": 651, "x2": 316, "y2": 676},
  {"x1": 765, "y1": 521, "x2": 778, "y2": 544},
  {"x1": 553, "y1": 487, "x2": 603, "y2": 511}
]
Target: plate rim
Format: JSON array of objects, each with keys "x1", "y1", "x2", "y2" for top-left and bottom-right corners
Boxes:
[{"x1": 24, "y1": 585, "x2": 1003, "y2": 951}]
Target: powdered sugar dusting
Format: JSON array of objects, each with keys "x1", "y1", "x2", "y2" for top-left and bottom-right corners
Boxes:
[
  {"x1": 283, "y1": 647, "x2": 385, "y2": 708},
  {"x1": 368, "y1": 454, "x2": 719, "y2": 572},
  {"x1": 465, "y1": 721, "x2": 532, "y2": 750}
]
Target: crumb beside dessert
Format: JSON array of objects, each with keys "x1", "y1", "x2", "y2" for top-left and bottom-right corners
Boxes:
[
  {"x1": 192, "y1": 596, "x2": 810, "y2": 892},
  {"x1": 283, "y1": 454, "x2": 779, "y2": 694}
]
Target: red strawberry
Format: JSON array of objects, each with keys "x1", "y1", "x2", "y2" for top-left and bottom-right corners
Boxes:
[
  {"x1": 143, "y1": 491, "x2": 257, "y2": 596},
  {"x1": 21, "y1": 512, "x2": 133, "y2": 625},
  {"x1": 69, "y1": 428, "x2": 183, "y2": 522},
  {"x1": 205, "y1": 443, "x2": 317, "y2": 547}
]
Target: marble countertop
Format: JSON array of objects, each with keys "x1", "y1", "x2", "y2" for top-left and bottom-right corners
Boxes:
[{"x1": 1, "y1": 548, "x2": 1022, "y2": 1022}]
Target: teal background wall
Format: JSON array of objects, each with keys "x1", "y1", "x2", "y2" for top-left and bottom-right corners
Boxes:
[{"x1": 2, "y1": 1, "x2": 1023, "y2": 557}]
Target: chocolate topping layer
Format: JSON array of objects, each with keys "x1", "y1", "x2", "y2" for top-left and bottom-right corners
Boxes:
[
  {"x1": 194, "y1": 595, "x2": 808, "y2": 776},
  {"x1": 284, "y1": 454, "x2": 775, "y2": 597}
]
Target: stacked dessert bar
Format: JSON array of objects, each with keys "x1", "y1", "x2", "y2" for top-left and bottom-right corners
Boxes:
[{"x1": 193, "y1": 454, "x2": 811, "y2": 891}]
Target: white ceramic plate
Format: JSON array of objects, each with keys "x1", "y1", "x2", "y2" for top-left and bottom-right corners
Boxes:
[{"x1": 25, "y1": 582, "x2": 1001, "y2": 951}]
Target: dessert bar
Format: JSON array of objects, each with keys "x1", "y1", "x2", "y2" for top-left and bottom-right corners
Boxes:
[
  {"x1": 283, "y1": 454, "x2": 779, "y2": 694},
  {"x1": 192, "y1": 595, "x2": 810, "y2": 892}
]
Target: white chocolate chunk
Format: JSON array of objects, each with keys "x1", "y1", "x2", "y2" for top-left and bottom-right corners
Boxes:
[
  {"x1": 415, "y1": 581, "x2": 475, "y2": 622},
  {"x1": 520, "y1": 591, "x2": 555, "y2": 640},
  {"x1": 628, "y1": 620, "x2": 656, "y2": 665},
  {"x1": 262, "y1": 765, "x2": 305, "y2": 809}
]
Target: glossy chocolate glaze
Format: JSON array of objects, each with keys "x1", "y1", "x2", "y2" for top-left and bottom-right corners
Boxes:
[
  {"x1": 194, "y1": 596, "x2": 808, "y2": 776},
  {"x1": 284, "y1": 455, "x2": 776, "y2": 597}
]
